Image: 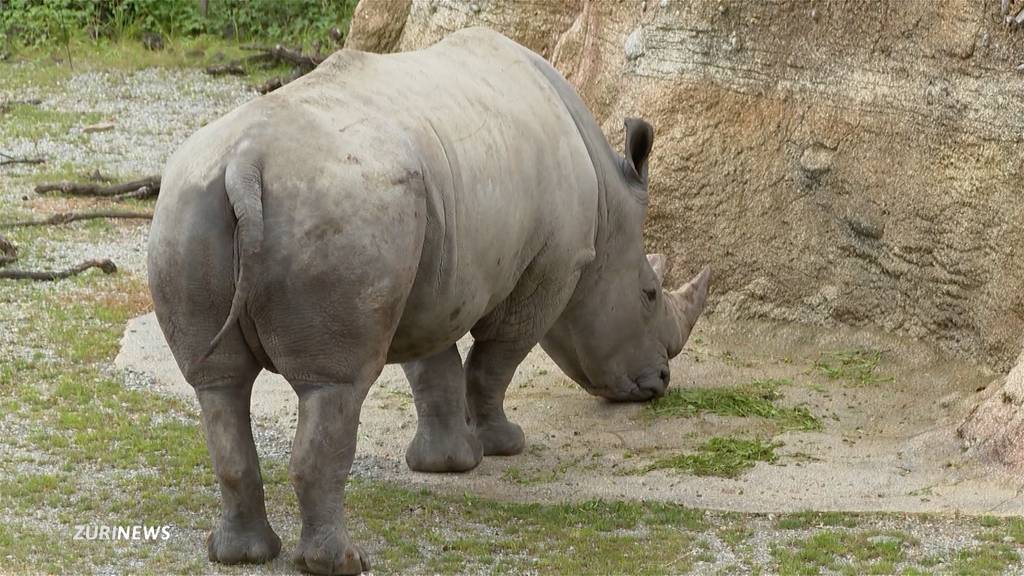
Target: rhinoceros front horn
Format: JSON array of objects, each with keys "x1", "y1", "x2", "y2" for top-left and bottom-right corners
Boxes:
[{"x1": 667, "y1": 267, "x2": 711, "y2": 343}]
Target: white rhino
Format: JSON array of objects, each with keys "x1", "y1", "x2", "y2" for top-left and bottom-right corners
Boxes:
[{"x1": 148, "y1": 27, "x2": 709, "y2": 575}]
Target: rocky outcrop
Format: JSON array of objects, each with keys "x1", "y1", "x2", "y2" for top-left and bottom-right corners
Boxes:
[{"x1": 347, "y1": 1, "x2": 1024, "y2": 376}]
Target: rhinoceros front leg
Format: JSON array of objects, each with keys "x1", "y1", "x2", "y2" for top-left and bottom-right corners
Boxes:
[
  {"x1": 402, "y1": 344, "x2": 484, "y2": 472},
  {"x1": 195, "y1": 376, "x2": 282, "y2": 564},
  {"x1": 465, "y1": 340, "x2": 532, "y2": 456},
  {"x1": 288, "y1": 382, "x2": 372, "y2": 575}
]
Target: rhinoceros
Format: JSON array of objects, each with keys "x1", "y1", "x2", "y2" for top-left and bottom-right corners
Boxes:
[{"x1": 148, "y1": 27, "x2": 709, "y2": 575}]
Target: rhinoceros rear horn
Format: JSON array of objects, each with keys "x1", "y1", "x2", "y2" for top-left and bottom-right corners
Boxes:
[{"x1": 669, "y1": 267, "x2": 711, "y2": 339}]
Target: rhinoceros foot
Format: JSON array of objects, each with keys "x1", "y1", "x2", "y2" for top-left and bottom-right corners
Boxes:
[
  {"x1": 290, "y1": 526, "x2": 370, "y2": 576},
  {"x1": 206, "y1": 517, "x2": 281, "y2": 565},
  {"x1": 405, "y1": 424, "x2": 484, "y2": 473},
  {"x1": 476, "y1": 419, "x2": 526, "y2": 456}
]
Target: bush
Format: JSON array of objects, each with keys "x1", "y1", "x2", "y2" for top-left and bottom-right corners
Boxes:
[{"x1": 0, "y1": 0, "x2": 359, "y2": 46}]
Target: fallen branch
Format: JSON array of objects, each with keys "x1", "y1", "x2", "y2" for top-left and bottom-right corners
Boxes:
[
  {"x1": 240, "y1": 43, "x2": 326, "y2": 72},
  {"x1": 0, "y1": 98, "x2": 42, "y2": 114},
  {"x1": 1, "y1": 210, "x2": 153, "y2": 229},
  {"x1": 34, "y1": 175, "x2": 160, "y2": 198},
  {"x1": 0, "y1": 151, "x2": 45, "y2": 167},
  {"x1": 256, "y1": 69, "x2": 304, "y2": 95},
  {"x1": 206, "y1": 43, "x2": 330, "y2": 93},
  {"x1": 110, "y1": 186, "x2": 160, "y2": 201},
  {"x1": 0, "y1": 259, "x2": 117, "y2": 281},
  {"x1": 205, "y1": 62, "x2": 246, "y2": 76},
  {"x1": 0, "y1": 157, "x2": 45, "y2": 167}
]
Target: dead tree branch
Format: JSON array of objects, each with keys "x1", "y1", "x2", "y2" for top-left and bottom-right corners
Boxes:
[
  {"x1": 256, "y1": 69, "x2": 304, "y2": 95},
  {"x1": 34, "y1": 175, "x2": 160, "y2": 198},
  {"x1": 0, "y1": 98, "x2": 42, "y2": 114},
  {"x1": 205, "y1": 43, "x2": 331, "y2": 93},
  {"x1": 0, "y1": 259, "x2": 117, "y2": 281},
  {"x1": 240, "y1": 43, "x2": 326, "y2": 72},
  {"x1": 0, "y1": 151, "x2": 45, "y2": 167},
  {"x1": 1, "y1": 210, "x2": 153, "y2": 229},
  {"x1": 206, "y1": 63, "x2": 246, "y2": 76}
]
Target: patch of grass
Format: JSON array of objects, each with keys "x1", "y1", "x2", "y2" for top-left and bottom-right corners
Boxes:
[
  {"x1": 772, "y1": 530, "x2": 916, "y2": 575},
  {"x1": 641, "y1": 437, "x2": 779, "y2": 478},
  {"x1": 776, "y1": 511, "x2": 860, "y2": 530},
  {"x1": 950, "y1": 543, "x2": 1020, "y2": 575},
  {"x1": 502, "y1": 465, "x2": 562, "y2": 486},
  {"x1": 0, "y1": 103, "x2": 104, "y2": 141},
  {"x1": 718, "y1": 525, "x2": 753, "y2": 547},
  {"x1": 813, "y1": 349, "x2": 893, "y2": 386},
  {"x1": 647, "y1": 380, "x2": 821, "y2": 431},
  {"x1": 977, "y1": 516, "x2": 1024, "y2": 547},
  {"x1": 1, "y1": 35, "x2": 251, "y2": 92},
  {"x1": 347, "y1": 482, "x2": 707, "y2": 574}
]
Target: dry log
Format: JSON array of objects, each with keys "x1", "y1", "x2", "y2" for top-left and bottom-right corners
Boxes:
[
  {"x1": 0, "y1": 98, "x2": 42, "y2": 114},
  {"x1": 111, "y1": 186, "x2": 160, "y2": 201},
  {"x1": 240, "y1": 43, "x2": 326, "y2": 72},
  {"x1": 206, "y1": 63, "x2": 246, "y2": 76},
  {"x1": 1, "y1": 210, "x2": 153, "y2": 229},
  {"x1": 0, "y1": 259, "x2": 117, "y2": 281},
  {"x1": 34, "y1": 175, "x2": 160, "y2": 198},
  {"x1": 0, "y1": 151, "x2": 45, "y2": 167},
  {"x1": 256, "y1": 69, "x2": 304, "y2": 95},
  {"x1": 0, "y1": 156, "x2": 45, "y2": 167}
]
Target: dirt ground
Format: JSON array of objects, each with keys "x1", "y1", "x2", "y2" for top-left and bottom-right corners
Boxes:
[{"x1": 118, "y1": 311, "x2": 1023, "y2": 516}]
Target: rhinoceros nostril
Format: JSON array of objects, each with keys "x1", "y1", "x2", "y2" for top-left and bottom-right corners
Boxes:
[{"x1": 659, "y1": 367, "x2": 670, "y2": 386}]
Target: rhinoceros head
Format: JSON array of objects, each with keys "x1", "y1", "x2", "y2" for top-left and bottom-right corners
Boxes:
[{"x1": 540, "y1": 118, "x2": 710, "y2": 402}]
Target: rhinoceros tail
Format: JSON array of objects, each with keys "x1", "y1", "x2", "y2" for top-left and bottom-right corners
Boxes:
[{"x1": 200, "y1": 156, "x2": 265, "y2": 363}]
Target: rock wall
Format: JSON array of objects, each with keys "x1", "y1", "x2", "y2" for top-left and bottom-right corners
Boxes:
[{"x1": 348, "y1": 0, "x2": 1024, "y2": 371}]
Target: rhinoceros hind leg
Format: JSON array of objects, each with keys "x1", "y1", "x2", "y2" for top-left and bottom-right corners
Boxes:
[
  {"x1": 288, "y1": 380, "x2": 374, "y2": 576},
  {"x1": 403, "y1": 344, "x2": 484, "y2": 472},
  {"x1": 465, "y1": 340, "x2": 531, "y2": 456},
  {"x1": 194, "y1": 371, "x2": 281, "y2": 565}
]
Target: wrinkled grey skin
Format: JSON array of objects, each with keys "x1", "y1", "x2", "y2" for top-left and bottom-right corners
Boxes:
[{"x1": 148, "y1": 28, "x2": 709, "y2": 575}]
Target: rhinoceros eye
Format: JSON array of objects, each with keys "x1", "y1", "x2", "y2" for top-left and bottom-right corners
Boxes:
[{"x1": 643, "y1": 287, "x2": 658, "y2": 302}]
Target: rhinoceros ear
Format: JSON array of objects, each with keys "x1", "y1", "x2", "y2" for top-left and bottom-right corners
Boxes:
[
  {"x1": 623, "y1": 117, "x2": 654, "y2": 185},
  {"x1": 647, "y1": 253, "x2": 666, "y2": 285}
]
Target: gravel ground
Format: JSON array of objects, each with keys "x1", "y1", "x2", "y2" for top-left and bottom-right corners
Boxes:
[
  {"x1": 1, "y1": 67, "x2": 252, "y2": 275},
  {"x1": 2, "y1": 66, "x2": 252, "y2": 177}
]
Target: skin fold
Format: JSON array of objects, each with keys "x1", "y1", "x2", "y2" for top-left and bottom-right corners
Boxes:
[{"x1": 148, "y1": 27, "x2": 709, "y2": 575}]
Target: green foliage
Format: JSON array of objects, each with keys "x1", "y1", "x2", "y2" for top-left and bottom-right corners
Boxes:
[
  {"x1": 950, "y1": 543, "x2": 1020, "y2": 576},
  {"x1": 642, "y1": 437, "x2": 779, "y2": 478},
  {"x1": 0, "y1": 0, "x2": 92, "y2": 46},
  {"x1": 647, "y1": 379, "x2": 822, "y2": 431},
  {"x1": 0, "y1": 0, "x2": 359, "y2": 47},
  {"x1": 776, "y1": 511, "x2": 860, "y2": 530},
  {"x1": 814, "y1": 348, "x2": 893, "y2": 386},
  {"x1": 772, "y1": 530, "x2": 916, "y2": 575}
]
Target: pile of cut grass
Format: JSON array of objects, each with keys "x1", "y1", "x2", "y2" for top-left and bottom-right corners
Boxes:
[
  {"x1": 647, "y1": 379, "x2": 821, "y2": 431},
  {"x1": 814, "y1": 349, "x2": 893, "y2": 386},
  {"x1": 641, "y1": 437, "x2": 779, "y2": 478}
]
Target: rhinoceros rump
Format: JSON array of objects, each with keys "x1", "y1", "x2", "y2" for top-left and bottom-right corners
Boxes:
[{"x1": 148, "y1": 27, "x2": 709, "y2": 575}]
